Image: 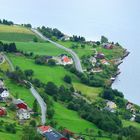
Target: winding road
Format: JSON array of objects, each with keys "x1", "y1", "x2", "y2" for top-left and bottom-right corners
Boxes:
[
  {"x1": 31, "y1": 28, "x2": 83, "y2": 73},
  {"x1": 3, "y1": 54, "x2": 47, "y2": 125},
  {"x1": 29, "y1": 82, "x2": 46, "y2": 125}
]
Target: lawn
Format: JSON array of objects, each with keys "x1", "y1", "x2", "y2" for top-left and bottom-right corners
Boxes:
[
  {"x1": 0, "y1": 25, "x2": 42, "y2": 42},
  {"x1": 0, "y1": 59, "x2": 10, "y2": 71},
  {"x1": 122, "y1": 120, "x2": 140, "y2": 129},
  {"x1": 15, "y1": 41, "x2": 67, "y2": 56},
  {"x1": 58, "y1": 41, "x2": 93, "y2": 58},
  {"x1": 96, "y1": 46, "x2": 125, "y2": 60},
  {"x1": 5, "y1": 79, "x2": 35, "y2": 108},
  {"x1": 8, "y1": 54, "x2": 80, "y2": 86},
  {"x1": 73, "y1": 83, "x2": 103, "y2": 101},
  {"x1": 0, "y1": 131, "x2": 21, "y2": 140},
  {"x1": 53, "y1": 102, "x2": 99, "y2": 133}
]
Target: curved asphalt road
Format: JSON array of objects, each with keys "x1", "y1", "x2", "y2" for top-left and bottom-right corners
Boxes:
[
  {"x1": 31, "y1": 29, "x2": 83, "y2": 73},
  {"x1": 29, "y1": 82, "x2": 46, "y2": 125},
  {"x1": 3, "y1": 54, "x2": 47, "y2": 125}
]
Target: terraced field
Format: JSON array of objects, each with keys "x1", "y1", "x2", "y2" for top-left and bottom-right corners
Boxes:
[{"x1": 0, "y1": 25, "x2": 42, "y2": 42}]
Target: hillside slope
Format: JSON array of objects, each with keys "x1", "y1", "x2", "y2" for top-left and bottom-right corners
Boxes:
[{"x1": 0, "y1": 25, "x2": 42, "y2": 42}]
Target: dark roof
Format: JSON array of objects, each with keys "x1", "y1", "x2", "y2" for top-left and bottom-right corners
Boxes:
[
  {"x1": 59, "y1": 54, "x2": 67, "y2": 57},
  {"x1": 44, "y1": 130, "x2": 67, "y2": 140},
  {"x1": 45, "y1": 56, "x2": 53, "y2": 59},
  {"x1": 0, "y1": 88, "x2": 6, "y2": 94}
]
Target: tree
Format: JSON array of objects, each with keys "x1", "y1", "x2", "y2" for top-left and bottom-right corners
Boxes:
[
  {"x1": 102, "y1": 88, "x2": 115, "y2": 101},
  {"x1": 9, "y1": 103, "x2": 16, "y2": 111},
  {"x1": 33, "y1": 37, "x2": 38, "y2": 42},
  {"x1": 64, "y1": 75, "x2": 72, "y2": 84},
  {"x1": 29, "y1": 120, "x2": 36, "y2": 127},
  {"x1": 22, "y1": 126, "x2": 42, "y2": 140},
  {"x1": 81, "y1": 44, "x2": 85, "y2": 49},
  {"x1": 45, "y1": 82, "x2": 58, "y2": 96},
  {"x1": 24, "y1": 69, "x2": 34, "y2": 77},
  {"x1": 32, "y1": 99, "x2": 38, "y2": 113},
  {"x1": 135, "y1": 115, "x2": 140, "y2": 123},
  {"x1": 35, "y1": 56, "x2": 46, "y2": 65},
  {"x1": 47, "y1": 59, "x2": 56, "y2": 66},
  {"x1": 47, "y1": 108, "x2": 55, "y2": 119},
  {"x1": 5, "y1": 123, "x2": 16, "y2": 134},
  {"x1": 101, "y1": 36, "x2": 108, "y2": 44}
]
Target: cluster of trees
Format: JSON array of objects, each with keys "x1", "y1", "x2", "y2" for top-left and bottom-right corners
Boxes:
[
  {"x1": 38, "y1": 26, "x2": 64, "y2": 39},
  {"x1": 0, "y1": 121, "x2": 16, "y2": 134},
  {"x1": 102, "y1": 88, "x2": 124, "y2": 101},
  {"x1": 21, "y1": 23, "x2": 32, "y2": 28},
  {"x1": 70, "y1": 35, "x2": 85, "y2": 42},
  {"x1": 6, "y1": 67, "x2": 34, "y2": 83},
  {"x1": 42, "y1": 81, "x2": 124, "y2": 134},
  {"x1": 65, "y1": 61, "x2": 119, "y2": 87},
  {"x1": 21, "y1": 126, "x2": 42, "y2": 140},
  {"x1": 67, "y1": 97, "x2": 122, "y2": 133},
  {"x1": 65, "y1": 65, "x2": 105, "y2": 87},
  {"x1": 101, "y1": 88, "x2": 125, "y2": 108},
  {"x1": 0, "y1": 19, "x2": 14, "y2": 25},
  {"x1": 0, "y1": 42, "x2": 17, "y2": 52},
  {"x1": 71, "y1": 43, "x2": 85, "y2": 49},
  {"x1": 101, "y1": 36, "x2": 108, "y2": 44},
  {"x1": 35, "y1": 56, "x2": 56, "y2": 66},
  {"x1": 64, "y1": 75, "x2": 72, "y2": 84}
]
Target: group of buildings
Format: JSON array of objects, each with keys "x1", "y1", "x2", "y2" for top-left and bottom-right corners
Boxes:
[
  {"x1": 37, "y1": 125, "x2": 83, "y2": 140},
  {"x1": 104, "y1": 100, "x2": 138, "y2": 122},
  {"x1": 0, "y1": 78, "x2": 31, "y2": 120},
  {"x1": 0, "y1": 79, "x2": 9, "y2": 116},
  {"x1": 46, "y1": 54, "x2": 73, "y2": 66},
  {"x1": 13, "y1": 99, "x2": 31, "y2": 120}
]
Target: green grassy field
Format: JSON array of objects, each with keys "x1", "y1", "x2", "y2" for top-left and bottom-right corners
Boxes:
[
  {"x1": 54, "y1": 102, "x2": 111, "y2": 140},
  {"x1": 5, "y1": 79, "x2": 35, "y2": 108},
  {"x1": 8, "y1": 54, "x2": 80, "y2": 86},
  {"x1": 15, "y1": 41, "x2": 67, "y2": 56},
  {"x1": 0, "y1": 59, "x2": 10, "y2": 71},
  {"x1": 58, "y1": 41, "x2": 125, "y2": 60},
  {"x1": 0, "y1": 131, "x2": 21, "y2": 140},
  {"x1": 122, "y1": 120, "x2": 140, "y2": 129},
  {"x1": 53, "y1": 102, "x2": 99, "y2": 133},
  {"x1": 73, "y1": 83, "x2": 103, "y2": 101},
  {"x1": 0, "y1": 25, "x2": 42, "y2": 42},
  {"x1": 58, "y1": 41, "x2": 93, "y2": 58}
]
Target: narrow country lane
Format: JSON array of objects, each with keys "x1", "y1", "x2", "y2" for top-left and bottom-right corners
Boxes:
[
  {"x1": 29, "y1": 83, "x2": 47, "y2": 125},
  {"x1": 31, "y1": 28, "x2": 83, "y2": 73}
]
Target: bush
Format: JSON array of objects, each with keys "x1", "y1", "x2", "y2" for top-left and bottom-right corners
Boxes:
[
  {"x1": 45, "y1": 82, "x2": 58, "y2": 96},
  {"x1": 5, "y1": 124, "x2": 16, "y2": 134},
  {"x1": 64, "y1": 75, "x2": 72, "y2": 84}
]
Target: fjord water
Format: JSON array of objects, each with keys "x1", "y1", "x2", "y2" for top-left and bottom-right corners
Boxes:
[{"x1": 1, "y1": 0, "x2": 140, "y2": 104}]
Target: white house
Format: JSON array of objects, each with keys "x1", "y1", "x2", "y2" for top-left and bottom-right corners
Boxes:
[
  {"x1": 130, "y1": 114, "x2": 136, "y2": 121},
  {"x1": 89, "y1": 57, "x2": 97, "y2": 66},
  {"x1": 105, "y1": 101, "x2": 117, "y2": 113},
  {"x1": 55, "y1": 55, "x2": 73, "y2": 66},
  {"x1": 0, "y1": 90, "x2": 9, "y2": 98},
  {"x1": 60, "y1": 35, "x2": 70, "y2": 41},
  {"x1": 17, "y1": 109, "x2": 30, "y2": 120},
  {"x1": 126, "y1": 102, "x2": 134, "y2": 110}
]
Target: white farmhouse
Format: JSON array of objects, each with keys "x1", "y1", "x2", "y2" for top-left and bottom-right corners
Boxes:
[
  {"x1": 0, "y1": 90, "x2": 9, "y2": 98},
  {"x1": 17, "y1": 109, "x2": 30, "y2": 120}
]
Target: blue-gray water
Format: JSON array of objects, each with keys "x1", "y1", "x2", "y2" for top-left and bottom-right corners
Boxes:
[{"x1": 0, "y1": 0, "x2": 140, "y2": 105}]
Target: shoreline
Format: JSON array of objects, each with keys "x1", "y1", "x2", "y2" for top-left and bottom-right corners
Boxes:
[{"x1": 110, "y1": 49, "x2": 130, "y2": 86}]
